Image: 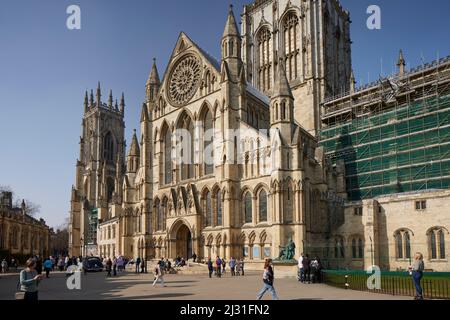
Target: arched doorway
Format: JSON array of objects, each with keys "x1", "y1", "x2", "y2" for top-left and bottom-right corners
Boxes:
[{"x1": 176, "y1": 224, "x2": 192, "y2": 259}]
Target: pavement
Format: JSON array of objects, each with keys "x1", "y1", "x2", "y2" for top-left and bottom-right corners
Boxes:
[{"x1": 0, "y1": 270, "x2": 411, "y2": 300}]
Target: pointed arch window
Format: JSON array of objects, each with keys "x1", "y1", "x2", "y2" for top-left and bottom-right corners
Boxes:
[
  {"x1": 283, "y1": 12, "x2": 300, "y2": 81},
  {"x1": 244, "y1": 192, "x2": 253, "y2": 224},
  {"x1": 256, "y1": 27, "x2": 272, "y2": 92},
  {"x1": 216, "y1": 189, "x2": 223, "y2": 226},
  {"x1": 204, "y1": 191, "x2": 212, "y2": 227},
  {"x1": 395, "y1": 229, "x2": 412, "y2": 259},
  {"x1": 428, "y1": 228, "x2": 447, "y2": 260},
  {"x1": 178, "y1": 114, "x2": 195, "y2": 181},
  {"x1": 258, "y1": 190, "x2": 267, "y2": 222},
  {"x1": 203, "y1": 109, "x2": 214, "y2": 175},
  {"x1": 103, "y1": 132, "x2": 115, "y2": 163},
  {"x1": 164, "y1": 128, "x2": 172, "y2": 185},
  {"x1": 284, "y1": 185, "x2": 294, "y2": 223}
]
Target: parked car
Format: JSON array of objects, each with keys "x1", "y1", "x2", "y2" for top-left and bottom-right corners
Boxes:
[{"x1": 83, "y1": 257, "x2": 104, "y2": 272}]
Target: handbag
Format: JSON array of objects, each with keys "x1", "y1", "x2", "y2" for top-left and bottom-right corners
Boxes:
[{"x1": 15, "y1": 271, "x2": 27, "y2": 300}]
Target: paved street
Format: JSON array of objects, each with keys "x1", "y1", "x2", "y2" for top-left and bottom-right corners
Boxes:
[{"x1": 0, "y1": 270, "x2": 411, "y2": 300}]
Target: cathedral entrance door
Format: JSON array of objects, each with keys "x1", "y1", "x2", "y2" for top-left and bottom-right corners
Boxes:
[{"x1": 176, "y1": 224, "x2": 192, "y2": 260}]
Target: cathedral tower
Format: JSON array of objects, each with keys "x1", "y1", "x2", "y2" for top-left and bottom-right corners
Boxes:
[
  {"x1": 241, "y1": 0, "x2": 352, "y2": 135},
  {"x1": 69, "y1": 83, "x2": 126, "y2": 257}
]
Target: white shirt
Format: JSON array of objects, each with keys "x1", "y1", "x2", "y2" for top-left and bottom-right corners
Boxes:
[{"x1": 298, "y1": 256, "x2": 304, "y2": 268}]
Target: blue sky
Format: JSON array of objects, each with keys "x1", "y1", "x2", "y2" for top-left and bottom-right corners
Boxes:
[{"x1": 1, "y1": 0, "x2": 449, "y2": 228}]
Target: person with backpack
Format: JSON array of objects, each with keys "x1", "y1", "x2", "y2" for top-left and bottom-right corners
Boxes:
[
  {"x1": 256, "y1": 258, "x2": 279, "y2": 300},
  {"x1": 152, "y1": 259, "x2": 166, "y2": 287},
  {"x1": 207, "y1": 258, "x2": 213, "y2": 278}
]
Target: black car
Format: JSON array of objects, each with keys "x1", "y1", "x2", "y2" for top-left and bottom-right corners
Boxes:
[{"x1": 82, "y1": 257, "x2": 104, "y2": 272}]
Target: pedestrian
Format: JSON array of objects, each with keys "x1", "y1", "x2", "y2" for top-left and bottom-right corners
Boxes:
[
  {"x1": 235, "y1": 259, "x2": 241, "y2": 276},
  {"x1": 135, "y1": 256, "x2": 141, "y2": 274},
  {"x1": 256, "y1": 258, "x2": 279, "y2": 300},
  {"x1": 112, "y1": 257, "x2": 117, "y2": 276},
  {"x1": 140, "y1": 259, "x2": 145, "y2": 273},
  {"x1": 215, "y1": 256, "x2": 222, "y2": 278},
  {"x1": 43, "y1": 257, "x2": 53, "y2": 278},
  {"x1": 302, "y1": 254, "x2": 310, "y2": 284},
  {"x1": 297, "y1": 253, "x2": 304, "y2": 282},
  {"x1": 35, "y1": 257, "x2": 43, "y2": 275},
  {"x1": 207, "y1": 257, "x2": 213, "y2": 278},
  {"x1": 310, "y1": 257, "x2": 319, "y2": 283},
  {"x1": 409, "y1": 252, "x2": 425, "y2": 300},
  {"x1": 64, "y1": 256, "x2": 69, "y2": 270},
  {"x1": 18, "y1": 258, "x2": 43, "y2": 301},
  {"x1": 106, "y1": 258, "x2": 112, "y2": 277},
  {"x1": 58, "y1": 257, "x2": 65, "y2": 271},
  {"x1": 222, "y1": 258, "x2": 226, "y2": 275},
  {"x1": 192, "y1": 253, "x2": 197, "y2": 263},
  {"x1": 1, "y1": 259, "x2": 8, "y2": 273},
  {"x1": 11, "y1": 258, "x2": 17, "y2": 271},
  {"x1": 316, "y1": 258, "x2": 323, "y2": 283},
  {"x1": 229, "y1": 257, "x2": 236, "y2": 276},
  {"x1": 240, "y1": 259, "x2": 245, "y2": 276},
  {"x1": 152, "y1": 260, "x2": 166, "y2": 287}
]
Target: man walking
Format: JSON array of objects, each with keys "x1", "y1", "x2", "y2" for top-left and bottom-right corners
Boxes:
[
  {"x1": 207, "y1": 258, "x2": 213, "y2": 278},
  {"x1": 298, "y1": 253, "x2": 304, "y2": 282},
  {"x1": 135, "y1": 256, "x2": 141, "y2": 274}
]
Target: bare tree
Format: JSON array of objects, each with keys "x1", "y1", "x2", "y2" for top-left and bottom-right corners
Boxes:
[{"x1": 14, "y1": 199, "x2": 41, "y2": 217}]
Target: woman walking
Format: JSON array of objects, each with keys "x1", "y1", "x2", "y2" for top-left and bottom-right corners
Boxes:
[
  {"x1": 152, "y1": 260, "x2": 166, "y2": 287},
  {"x1": 19, "y1": 258, "x2": 43, "y2": 301},
  {"x1": 256, "y1": 259, "x2": 279, "y2": 300},
  {"x1": 410, "y1": 252, "x2": 425, "y2": 300}
]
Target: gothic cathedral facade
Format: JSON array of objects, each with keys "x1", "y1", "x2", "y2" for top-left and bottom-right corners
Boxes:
[{"x1": 69, "y1": 0, "x2": 351, "y2": 265}]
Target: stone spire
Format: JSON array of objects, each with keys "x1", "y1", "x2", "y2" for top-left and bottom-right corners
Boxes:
[
  {"x1": 126, "y1": 129, "x2": 140, "y2": 173},
  {"x1": 89, "y1": 90, "x2": 94, "y2": 108},
  {"x1": 222, "y1": 4, "x2": 240, "y2": 39},
  {"x1": 350, "y1": 70, "x2": 356, "y2": 94},
  {"x1": 128, "y1": 129, "x2": 140, "y2": 157},
  {"x1": 120, "y1": 93, "x2": 125, "y2": 114},
  {"x1": 146, "y1": 58, "x2": 160, "y2": 103},
  {"x1": 84, "y1": 91, "x2": 89, "y2": 113},
  {"x1": 397, "y1": 49, "x2": 406, "y2": 76},
  {"x1": 272, "y1": 60, "x2": 293, "y2": 99},
  {"x1": 96, "y1": 82, "x2": 102, "y2": 107},
  {"x1": 108, "y1": 90, "x2": 113, "y2": 109},
  {"x1": 148, "y1": 58, "x2": 160, "y2": 85}
]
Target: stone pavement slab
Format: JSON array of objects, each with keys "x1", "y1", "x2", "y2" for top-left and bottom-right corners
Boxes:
[{"x1": 0, "y1": 270, "x2": 411, "y2": 300}]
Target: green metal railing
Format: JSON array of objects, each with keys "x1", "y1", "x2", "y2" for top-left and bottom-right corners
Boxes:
[{"x1": 322, "y1": 270, "x2": 450, "y2": 299}]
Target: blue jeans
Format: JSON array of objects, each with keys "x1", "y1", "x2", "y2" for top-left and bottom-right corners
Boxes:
[
  {"x1": 257, "y1": 283, "x2": 279, "y2": 300},
  {"x1": 412, "y1": 271, "x2": 423, "y2": 298}
]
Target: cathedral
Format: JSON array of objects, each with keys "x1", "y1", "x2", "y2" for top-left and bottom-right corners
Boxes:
[{"x1": 69, "y1": 0, "x2": 450, "y2": 271}]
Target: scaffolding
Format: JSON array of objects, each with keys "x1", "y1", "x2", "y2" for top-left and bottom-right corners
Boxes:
[{"x1": 319, "y1": 55, "x2": 450, "y2": 200}]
